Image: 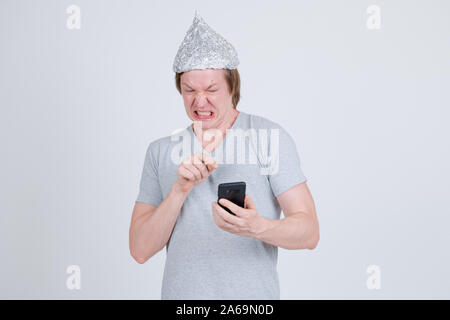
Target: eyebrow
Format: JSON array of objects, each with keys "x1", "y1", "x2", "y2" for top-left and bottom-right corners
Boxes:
[{"x1": 181, "y1": 82, "x2": 218, "y2": 90}]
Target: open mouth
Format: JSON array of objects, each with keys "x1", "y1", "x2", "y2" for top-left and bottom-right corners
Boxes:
[{"x1": 194, "y1": 110, "x2": 215, "y2": 120}]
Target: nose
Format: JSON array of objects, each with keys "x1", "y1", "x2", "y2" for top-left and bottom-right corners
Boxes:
[{"x1": 194, "y1": 92, "x2": 208, "y2": 107}]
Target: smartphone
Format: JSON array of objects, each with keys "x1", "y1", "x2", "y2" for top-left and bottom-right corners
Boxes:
[{"x1": 217, "y1": 182, "x2": 246, "y2": 215}]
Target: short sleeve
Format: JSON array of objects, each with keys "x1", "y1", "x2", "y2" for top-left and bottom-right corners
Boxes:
[
  {"x1": 135, "y1": 142, "x2": 164, "y2": 206},
  {"x1": 266, "y1": 126, "x2": 307, "y2": 197}
]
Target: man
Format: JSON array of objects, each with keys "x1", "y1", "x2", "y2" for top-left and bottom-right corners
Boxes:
[{"x1": 129, "y1": 11, "x2": 319, "y2": 300}]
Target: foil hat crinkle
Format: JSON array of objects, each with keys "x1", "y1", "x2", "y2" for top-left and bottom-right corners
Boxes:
[{"x1": 173, "y1": 11, "x2": 239, "y2": 73}]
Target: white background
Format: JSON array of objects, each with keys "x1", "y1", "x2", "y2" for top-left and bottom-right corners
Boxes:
[{"x1": 1, "y1": 0, "x2": 449, "y2": 299}]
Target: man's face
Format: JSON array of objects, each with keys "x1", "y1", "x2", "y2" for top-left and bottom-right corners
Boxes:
[{"x1": 180, "y1": 68, "x2": 234, "y2": 130}]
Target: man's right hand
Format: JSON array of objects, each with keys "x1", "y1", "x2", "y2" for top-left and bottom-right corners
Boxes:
[{"x1": 173, "y1": 152, "x2": 219, "y2": 194}]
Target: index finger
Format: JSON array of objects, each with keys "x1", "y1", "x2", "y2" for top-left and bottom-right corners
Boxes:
[
  {"x1": 204, "y1": 153, "x2": 219, "y2": 172},
  {"x1": 199, "y1": 152, "x2": 217, "y2": 166},
  {"x1": 206, "y1": 163, "x2": 219, "y2": 172}
]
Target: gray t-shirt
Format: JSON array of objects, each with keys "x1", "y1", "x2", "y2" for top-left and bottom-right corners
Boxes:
[{"x1": 136, "y1": 111, "x2": 307, "y2": 299}]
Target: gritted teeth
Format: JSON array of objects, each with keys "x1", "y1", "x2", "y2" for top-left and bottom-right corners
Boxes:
[{"x1": 195, "y1": 111, "x2": 213, "y2": 115}]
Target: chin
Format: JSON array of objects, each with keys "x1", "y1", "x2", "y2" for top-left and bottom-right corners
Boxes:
[{"x1": 197, "y1": 121, "x2": 215, "y2": 130}]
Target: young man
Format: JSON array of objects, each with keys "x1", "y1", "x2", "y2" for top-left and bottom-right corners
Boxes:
[{"x1": 129, "y1": 11, "x2": 319, "y2": 300}]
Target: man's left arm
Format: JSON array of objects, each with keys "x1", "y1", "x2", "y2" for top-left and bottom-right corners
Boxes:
[
  {"x1": 212, "y1": 181, "x2": 319, "y2": 250},
  {"x1": 256, "y1": 181, "x2": 319, "y2": 250}
]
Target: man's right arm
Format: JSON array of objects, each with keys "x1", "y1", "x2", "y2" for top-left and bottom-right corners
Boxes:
[
  {"x1": 129, "y1": 183, "x2": 189, "y2": 264},
  {"x1": 129, "y1": 152, "x2": 218, "y2": 264}
]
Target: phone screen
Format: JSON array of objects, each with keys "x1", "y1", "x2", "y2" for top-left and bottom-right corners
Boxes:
[{"x1": 218, "y1": 182, "x2": 246, "y2": 215}]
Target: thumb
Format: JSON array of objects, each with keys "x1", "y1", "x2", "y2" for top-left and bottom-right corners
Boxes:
[{"x1": 244, "y1": 194, "x2": 256, "y2": 209}]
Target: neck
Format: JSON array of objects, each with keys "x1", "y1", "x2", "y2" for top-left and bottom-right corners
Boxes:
[{"x1": 216, "y1": 108, "x2": 239, "y2": 134}]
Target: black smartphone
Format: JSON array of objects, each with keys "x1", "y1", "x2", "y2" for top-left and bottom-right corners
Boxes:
[{"x1": 217, "y1": 182, "x2": 246, "y2": 215}]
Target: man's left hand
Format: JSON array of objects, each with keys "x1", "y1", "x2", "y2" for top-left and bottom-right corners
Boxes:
[{"x1": 212, "y1": 194, "x2": 266, "y2": 238}]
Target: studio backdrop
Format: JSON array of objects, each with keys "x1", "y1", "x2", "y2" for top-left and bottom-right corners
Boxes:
[{"x1": 1, "y1": 0, "x2": 449, "y2": 299}]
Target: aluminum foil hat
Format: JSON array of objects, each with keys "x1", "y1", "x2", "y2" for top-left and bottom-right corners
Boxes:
[{"x1": 173, "y1": 11, "x2": 239, "y2": 73}]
